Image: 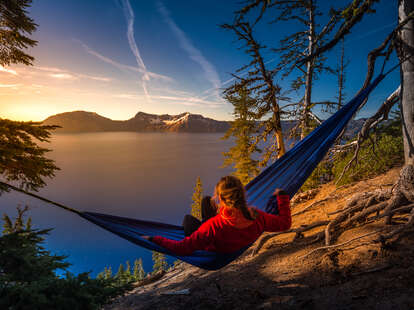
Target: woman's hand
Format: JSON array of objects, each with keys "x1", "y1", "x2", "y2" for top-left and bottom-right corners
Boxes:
[{"x1": 274, "y1": 188, "x2": 287, "y2": 196}]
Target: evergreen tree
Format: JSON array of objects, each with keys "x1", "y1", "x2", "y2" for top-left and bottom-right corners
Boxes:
[
  {"x1": 133, "y1": 258, "x2": 145, "y2": 281},
  {"x1": 221, "y1": 19, "x2": 287, "y2": 165},
  {"x1": 116, "y1": 263, "x2": 125, "y2": 280},
  {"x1": 0, "y1": 208, "x2": 130, "y2": 309},
  {"x1": 0, "y1": 0, "x2": 38, "y2": 67},
  {"x1": 222, "y1": 86, "x2": 261, "y2": 185},
  {"x1": 105, "y1": 266, "x2": 113, "y2": 279},
  {"x1": 0, "y1": 1, "x2": 59, "y2": 193},
  {"x1": 152, "y1": 251, "x2": 168, "y2": 273},
  {"x1": 191, "y1": 177, "x2": 203, "y2": 220}
]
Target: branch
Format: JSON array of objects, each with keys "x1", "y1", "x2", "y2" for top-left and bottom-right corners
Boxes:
[
  {"x1": 307, "y1": 111, "x2": 322, "y2": 125},
  {"x1": 336, "y1": 86, "x2": 400, "y2": 184},
  {"x1": 297, "y1": 0, "x2": 380, "y2": 66}
]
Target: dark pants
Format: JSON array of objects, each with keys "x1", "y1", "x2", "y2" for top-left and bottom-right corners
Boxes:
[{"x1": 183, "y1": 196, "x2": 217, "y2": 236}]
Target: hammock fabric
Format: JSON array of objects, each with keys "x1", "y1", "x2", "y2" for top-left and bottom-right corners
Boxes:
[{"x1": 78, "y1": 73, "x2": 386, "y2": 270}]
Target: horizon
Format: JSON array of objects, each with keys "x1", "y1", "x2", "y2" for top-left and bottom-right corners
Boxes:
[
  {"x1": 1, "y1": 0, "x2": 400, "y2": 123},
  {"x1": 42, "y1": 109, "x2": 373, "y2": 123}
]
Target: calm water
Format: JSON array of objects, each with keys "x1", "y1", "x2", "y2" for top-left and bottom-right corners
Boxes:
[{"x1": 0, "y1": 132, "x2": 233, "y2": 276}]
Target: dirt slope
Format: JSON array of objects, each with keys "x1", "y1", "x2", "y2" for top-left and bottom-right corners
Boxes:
[{"x1": 103, "y1": 168, "x2": 414, "y2": 310}]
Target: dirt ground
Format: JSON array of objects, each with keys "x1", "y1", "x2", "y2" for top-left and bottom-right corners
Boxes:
[{"x1": 103, "y1": 167, "x2": 414, "y2": 310}]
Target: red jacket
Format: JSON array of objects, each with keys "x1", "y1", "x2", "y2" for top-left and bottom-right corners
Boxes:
[{"x1": 152, "y1": 194, "x2": 291, "y2": 256}]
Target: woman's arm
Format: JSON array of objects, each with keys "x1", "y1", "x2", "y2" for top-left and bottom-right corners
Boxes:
[
  {"x1": 259, "y1": 191, "x2": 291, "y2": 232},
  {"x1": 151, "y1": 222, "x2": 214, "y2": 256}
]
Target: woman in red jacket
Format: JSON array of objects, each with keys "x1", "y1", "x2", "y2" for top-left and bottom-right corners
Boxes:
[{"x1": 145, "y1": 175, "x2": 291, "y2": 256}]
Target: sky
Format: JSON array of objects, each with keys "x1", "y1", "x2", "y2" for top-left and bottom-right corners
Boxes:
[{"x1": 0, "y1": 0, "x2": 401, "y2": 122}]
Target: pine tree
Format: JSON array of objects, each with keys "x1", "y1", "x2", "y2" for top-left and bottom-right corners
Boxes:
[
  {"x1": 105, "y1": 266, "x2": 113, "y2": 279},
  {"x1": 0, "y1": 208, "x2": 130, "y2": 308},
  {"x1": 0, "y1": 0, "x2": 38, "y2": 67},
  {"x1": 0, "y1": 1, "x2": 59, "y2": 193},
  {"x1": 125, "y1": 260, "x2": 131, "y2": 282},
  {"x1": 133, "y1": 258, "x2": 145, "y2": 281},
  {"x1": 191, "y1": 177, "x2": 203, "y2": 220},
  {"x1": 152, "y1": 251, "x2": 168, "y2": 273},
  {"x1": 221, "y1": 19, "x2": 287, "y2": 165},
  {"x1": 116, "y1": 263, "x2": 125, "y2": 281},
  {"x1": 222, "y1": 86, "x2": 260, "y2": 185}
]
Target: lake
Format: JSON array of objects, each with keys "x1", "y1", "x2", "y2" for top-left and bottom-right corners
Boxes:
[{"x1": 0, "y1": 132, "x2": 234, "y2": 276}]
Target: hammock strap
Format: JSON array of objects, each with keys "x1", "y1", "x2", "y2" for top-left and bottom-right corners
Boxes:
[{"x1": 0, "y1": 181, "x2": 82, "y2": 215}]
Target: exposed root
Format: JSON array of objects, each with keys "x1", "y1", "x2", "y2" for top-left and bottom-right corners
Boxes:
[
  {"x1": 293, "y1": 191, "x2": 339, "y2": 217},
  {"x1": 251, "y1": 221, "x2": 329, "y2": 256},
  {"x1": 300, "y1": 229, "x2": 386, "y2": 259},
  {"x1": 255, "y1": 166, "x2": 414, "y2": 259}
]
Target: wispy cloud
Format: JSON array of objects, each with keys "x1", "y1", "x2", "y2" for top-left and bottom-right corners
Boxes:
[
  {"x1": 112, "y1": 92, "x2": 224, "y2": 107},
  {"x1": 0, "y1": 83, "x2": 20, "y2": 88},
  {"x1": 157, "y1": 1, "x2": 221, "y2": 97},
  {"x1": 31, "y1": 66, "x2": 112, "y2": 82},
  {"x1": 0, "y1": 65, "x2": 18, "y2": 75},
  {"x1": 79, "y1": 41, "x2": 172, "y2": 82},
  {"x1": 113, "y1": 93, "x2": 140, "y2": 100},
  {"x1": 35, "y1": 66, "x2": 66, "y2": 73},
  {"x1": 78, "y1": 74, "x2": 112, "y2": 82},
  {"x1": 152, "y1": 95, "x2": 224, "y2": 107},
  {"x1": 50, "y1": 73, "x2": 76, "y2": 80},
  {"x1": 121, "y1": 0, "x2": 151, "y2": 102}
]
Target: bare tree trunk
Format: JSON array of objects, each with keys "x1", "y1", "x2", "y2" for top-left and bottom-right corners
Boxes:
[
  {"x1": 399, "y1": 0, "x2": 414, "y2": 166},
  {"x1": 272, "y1": 102, "x2": 286, "y2": 157},
  {"x1": 337, "y1": 38, "x2": 346, "y2": 110},
  {"x1": 301, "y1": 0, "x2": 315, "y2": 140}
]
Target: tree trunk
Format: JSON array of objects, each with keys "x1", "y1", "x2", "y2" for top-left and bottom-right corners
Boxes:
[
  {"x1": 301, "y1": 0, "x2": 315, "y2": 140},
  {"x1": 272, "y1": 102, "x2": 286, "y2": 158},
  {"x1": 398, "y1": 0, "x2": 414, "y2": 166},
  {"x1": 337, "y1": 38, "x2": 346, "y2": 110}
]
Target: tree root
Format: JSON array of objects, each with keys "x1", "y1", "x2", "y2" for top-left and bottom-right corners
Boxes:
[
  {"x1": 251, "y1": 166, "x2": 414, "y2": 259},
  {"x1": 251, "y1": 221, "x2": 329, "y2": 256},
  {"x1": 300, "y1": 229, "x2": 386, "y2": 259}
]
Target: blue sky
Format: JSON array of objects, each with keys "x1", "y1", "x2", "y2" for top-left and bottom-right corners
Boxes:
[{"x1": 0, "y1": 0, "x2": 401, "y2": 121}]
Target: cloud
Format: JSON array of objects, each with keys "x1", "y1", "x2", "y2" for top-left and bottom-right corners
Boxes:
[
  {"x1": 35, "y1": 66, "x2": 67, "y2": 73},
  {"x1": 157, "y1": 1, "x2": 221, "y2": 96},
  {"x1": 0, "y1": 83, "x2": 20, "y2": 89},
  {"x1": 112, "y1": 92, "x2": 225, "y2": 107},
  {"x1": 79, "y1": 41, "x2": 172, "y2": 81},
  {"x1": 121, "y1": 0, "x2": 151, "y2": 102},
  {"x1": 31, "y1": 66, "x2": 113, "y2": 82},
  {"x1": 113, "y1": 93, "x2": 140, "y2": 100},
  {"x1": 78, "y1": 74, "x2": 112, "y2": 82},
  {"x1": 0, "y1": 65, "x2": 18, "y2": 75},
  {"x1": 152, "y1": 94, "x2": 225, "y2": 107},
  {"x1": 50, "y1": 73, "x2": 76, "y2": 79}
]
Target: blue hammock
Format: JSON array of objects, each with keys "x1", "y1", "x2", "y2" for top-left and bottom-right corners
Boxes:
[{"x1": 78, "y1": 73, "x2": 386, "y2": 270}]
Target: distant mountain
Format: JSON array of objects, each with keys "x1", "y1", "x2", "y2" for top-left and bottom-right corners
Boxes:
[
  {"x1": 42, "y1": 111, "x2": 231, "y2": 133},
  {"x1": 43, "y1": 110, "x2": 366, "y2": 136}
]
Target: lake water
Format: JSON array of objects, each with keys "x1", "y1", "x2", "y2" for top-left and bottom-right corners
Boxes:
[{"x1": 0, "y1": 132, "x2": 234, "y2": 276}]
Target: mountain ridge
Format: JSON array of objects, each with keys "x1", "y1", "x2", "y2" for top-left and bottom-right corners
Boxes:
[
  {"x1": 43, "y1": 110, "x2": 230, "y2": 133},
  {"x1": 42, "y1": 110, "x2": 366, "y2": 136}
]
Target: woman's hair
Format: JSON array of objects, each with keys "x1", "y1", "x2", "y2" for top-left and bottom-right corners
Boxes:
[{"x1": 215, "y1": 176, "x2": 255, "y2": 220}]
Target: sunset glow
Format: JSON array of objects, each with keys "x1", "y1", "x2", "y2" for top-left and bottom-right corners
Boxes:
[{"x1": 0, "y1": 0, "x2": 399, "y2": 122}]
